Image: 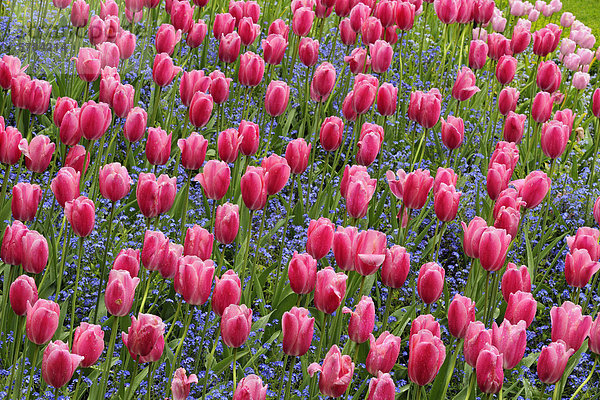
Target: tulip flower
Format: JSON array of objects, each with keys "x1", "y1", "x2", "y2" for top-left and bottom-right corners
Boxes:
[
  {"x1": 79, "y1": 100, "x2": 111, "y2": 141},
  {"x1": 308, "y1": 345, "x2": 354, "y2": 397},
  {"x1": 381, "y1": 245, "x2": 410, "y2": 289},
  {"x1": 282, "y1": 307, "x2": 315, "y2": 356},
  {"x1": 476, "y1": 344, "x2": 504, "y2": 393},
  {"x1": 441, "y1": 116, "x2": 464, "y2": 150},
  {"x1": 9, "y1": 275, "x2": 38, "y2": 316},
  {"x1": 434, "y1": 183, "x2": 461, "y2": 222},
  {"x1": 152, "y1": 53, "x2": 182, "y2": 87},
  {"x1": 263, "y1": 34, "x2": 288, "y2": 65},
  {"x1": 366, "y1": 331, "x2": 402, "y2": 375},
  {"x1": 417, "y1": 262, "x2": 445, "y2": 304},
  {"x1": 565, "y1": 249, "x2": 600, "y2": 288},
  {"x1": 11, "y1": 182, "x2": 41, "y2": 222},
  {"x1": 240, "y1": 166, "x2": 268, "y2": 210},
  {"x1": 408, "y1": 329, "x2": 446, "y2": 386},
  {"x1": 320, "y1": 116, "x2": 344, "y2": 151},
  {"x1": 221, "y1": 304, "x2": 252, "y2": 348},
  {"x1": 177, "y1": 132, "x2": 208, "y2": 170},
  {"x1": 501, "y1": 263, "x2": 531, "y2": 302},
  {"x1": 122, "y1": 313, "x2": 165, "y2": 361},
  {"x1": 464, "y1": 321, "x2": 492, "y2": 367},
  {"x1": 123, "y1": 107, "x2": 148, "y2": 142},
  {"x1": 505, "y1": 290, "x2": 537, "y2": 328},
  {"x1": 215, "y1": 203, "x2": 239, "y2": 245},
  {"x1": 311, "y1": 62, "x2": 337, "y2": 102},
  {"x1": 183, "y1": 225, "x2": 213, "y2": 261},
  {"x1": 233, "y1": 374, "x2": 267, "y2": 400},
  {"x1": 239, "y1": 120, "x2": 260, "y2": 156},
  {"x1": 343, "y1": 296, "x2": 375, "y2": 344},
  {"x1": 264, "y1": 80, "x2": 290, "y2": 117},
  {"x1": 537, "y1": 340, "x2": 573, "y2": 384},
  {"x1": 492, "y1": 319, "x2": 527, "y2": 369},
  {"x1": 189, "y1": 92, "x2": 213, "y2": 128},
  {"x1": 42, "y1": 341, "x2": 84, "y2": 388},
  {"x1": 21, "y1": 230, "x2": 49, "y2": 274},
  {"x1": 306, "y1": 218, "x2": 335, "y2": 260},
  {"x1": 172, "y1": 368, "x2": 198, "y2": 400},
  {"x1": 105, "y1": 269, "x2": 140, "y2": 316},
  {"x1": 353, "y1": 229, "x2": 387, "y2": 276},
  {"x1": 551, "y1": 301, "x2": 592, "y2": 351},
  {"x1": 174, "y1": 256, "x2": 215, "y2": 305},
  {"x1": 519, "y1": 171, "x2": 551, "y2": 209},
  {"x1": 26, "y1": 299, "x2": 60, "y2": 345},
  {"x1": 314, "y1": 267, "x2": 348, "y2": 314},
  {"x1": 1, "y1": 220, "x2": 28, "y2": 266},
  {"x1": 179, "y1": 70, "x2": 211, "y2": 107},
  {"x1": 452, "y1": 67, "x2": 480, "y2": 102},
  {"x1": 72, "y1": 322, "x2": 105, "y2": 367},
  {"x1": 99, "y1": 163, "x2": 131, "y2": 202},
  {"x1": 448, "y1": 294, "x2": 476, "y2": 339},
  {"x1": 195, "y1": 160, "x2": 231, "y2": 200},
  {"x1": 285, "y1": 138, "x2": 311, "y2": 175},
  {"x1": 503, "y1": 112, "x2": 526, "y2": 143},
  {"x1": 65, "y1": 196, "x2": 95, "y2": 237},
  {"x1": 567, "y1": 227, "x2": 600, "y2": 261},
  {"x1": 218, "y1": 32, "x2": 242, "y2": 63},
  {"x1": 212, "y1": 270, "x2": 241, "y2": 316},
  {"x1": 136, "y1": 173, "x2": 177, "y2": 218}
]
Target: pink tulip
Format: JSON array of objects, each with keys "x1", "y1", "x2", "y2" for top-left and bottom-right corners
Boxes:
[
  {"x1": 343, "y1": 296, "x2": 375, "y2": 343},
  {"x1": 551, "y1": 301, "x2": 592, "y2": 351},
  {"x1": 492, "y1": 319, "x2": 527, "y2": 369},
  {"x1": 79, "y1": 100, "x2": 111, "y2": 141},
  {"x1": 238, "y1": 51, "x2": 265, "y2": 87},
  {"x1": 174, "y1": 256, "x2": 215, "y2": 305},
  {"x1": 476, "y1": 344, "x2": 504, "y2": 394},
  {"x1": 240, "y1": 166, "x2": 267, "y2": 210},
  {"x1": 11, "y1": 182, "x2": 41, "y2": 222},
  {"x1": 212, "y1": 270, "x2": 241, "y2": 316},
  {"x1": 183, "y1": 225, "x2": 213, "y2": 261},
  {"x1": 505, "y1": 290, "x2": 537, "y2": 328},
  {"x1": 315, "y1": 267, "x2": 348, "y2": 314},
  {"x1": 308, "y1": 345, "x2": 354, "y2": 397},
  {"x1": 221, "y1": 304, "x2": 252, "y2": 348},
  {"x1": 171, "y1": 368, "x2": 198, "y2": 400},
  {"x1": 233, "y1": 374, "x2": 267, "y2": 400},
  {"x1": 21, "y1": 230, "x2": 49, "y2": 274},
  {"x1": 71, "y1": 0, "x2": 90, "y2": 27},
  {"x1": 123, "y1": 107, "x2": 147, "y2": 142},
  {"x1": 215, "y1": 203, "x2": 239, "y2": 244},
  {"x1": 537, "y1": 340, "x2": 573, "y2": 384},
  {"x1": 448, "y1": 294, "x2": 476, "y2": 339},
  {"x1": 264, "y1": 80, "x2": 290, "y2": 117},
  {"x1": 381, "y1": 245, "x2": 410, "y2": 289},
  {"x1": 464, "y1": 321, "x2": 492, "y2": 367},
  {"x1": 112, "y1": 248, "x2": 140, "y2": 278},
  {"x1": 42, "y1": 340, "x2": 84, "y2": 388},
  {"x1": 417, "y1": 262, "x2": 445, "y2": 304},
  {"x1": 293, "y1": 7, "x2": 315, "y2": 36},
  {"x1": 177, "y1": 132, "x2": 208, "y2": 171},
  {"x1": 72, "y1": 322, "x2": 104, "y2": 367},
  {"x1": 218, "y1": 32, "x2": 242, "y2": 63},
  {"x1": 136, "y1": 173, "x2": 177, "y2": 218},
  {"x1": 189, "y1": 91, "x2": 214, "y2": 128},
  {"x1": 408, "y1": 329, "x2": 446, "y2": 385},
  {"x1": 152, "y1": 53, "x2": 182, "y2": 87},
  {"x1": 9, "y1": 274, "x2": 38, "y2": 316},
  {"x1": 366, "y1": 331, "x2": 402, "y2": 375},
  {"x1": 469, "y1": 39, "x2": 488, "y2": 70},
  {"x1": 262, "y1": 34, "x2": 288, "y2": 66},
  {"x1": 105, "y1": 268, "x2": 140, "y2": 316},
  {"x1": 501, "y1": 263, "x2": 531, "y2": 302},
  {"x1": 452, "y1": 66, "x2": 480, "y2": 102},
  {"x1": 519, "y1": 170, "x2": 551, "y2": 209},
  {"x1": 282, "y1": 307, "x2": 315, "y2": 356},
  {"x1": 26, "y1": 299, "x2": 60, "y2": 345},
  {"x1": 122, "y1": 313, "x2": 165, "y2": 361},
  {"x1": 65, "y1": 196, "x2": 95, "y2": 237}
]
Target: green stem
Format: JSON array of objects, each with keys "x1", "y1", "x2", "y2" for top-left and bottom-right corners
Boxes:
[
  {"x1": 100, "y1": 316, "x2": 119, "y2": 398},
  {"x1": 24, "y1": 344, "x2": 40, "y2": 398},
  {"x1": 382, "y1": 289, "x2": 394, "y2": 332},
  {"x1": 0, "y1": 163, "x2": 11, "y2": 200},
  {"x1": 569, "y1": 357, "x2": 597, "y2": 400},
  {"x1": 277, "y1": 354, "x2": 289, "y2": 400},
  {"x1": 164, "y1": 300, "x2": 183, "y2": 341},
  {"x1": 200, "y1": 325, "x2": 221, "y2": 400},
  {"x1": 232, "y1": 347, "x2": 238, "y2": 393},
  {"x1": 170, "y1": 304, "x2": 194, "y2": 382},
  {"x1": 94, "y1": 201, "x2": 116, "y2": 324},
  {"x1": 69, "y1": 237, "x2": 85, "y2": 344},
  {"x1": 283, "y1": 356, "x2": 296, "y2": 400},
  {"x1": 145, "y1": 363, "x2": 155, "y2": 400},
  {"x1": 483, "y1": 271, "x2": 491, "y2": 325},
  {"x1": 180, "y1": 169, "x2": 193, "y2": 242}
]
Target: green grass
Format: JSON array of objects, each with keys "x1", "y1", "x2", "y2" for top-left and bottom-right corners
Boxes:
[{"x1": 562, "y1": 0, "x2": 600, "y2": 35}]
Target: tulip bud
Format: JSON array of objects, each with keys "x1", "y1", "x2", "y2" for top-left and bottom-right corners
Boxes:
[
  {"x1": 367, "y1": 372, "x2": 395, "y2": 400},
  {"x1": 218, "y1": 32, "x2": 242, "y2": 63},
  {"x1": 221, "y1": 304, "x2": 252, "y2": 348},
  {"x1": 505, "y1": 290, "x2": 537, "y2": 328},
  {"x1": 212, "y1": 270, "x2": 241, "y2": 316},
  {"x1": 496, "y1": 55, "x2": 517, "y2": 85},
  {"x1": 551, "y1": 301, "x2": 592, "y2": 351},
  {"x1": 417, "y1": 262, "x2": 445, "y2": 304},
  {"x1": 264, "y1": 80, "x2": 290, "y2": 117},
  {"x1": 519, "y1": 170, "x2": 551, "y2": 209},
  {"x1": 366, "y1": 331, "x2": 402, "y2": 375},
  {"x1": 262, "y1": 34, "x2": 288, "y2": 65},
  {"x1": 26, "y1": 299, "x2": 60, "y2": 345},
  {"x1": 408, "y1": 329, "x2": 446, "y2": 386},
  {"x1": 342, "y1": 296, "x2": 375, "y2": 344},
  {"x1": 240, "y1": 166, "x2": 268, "y2": 210},
  {"x1": 215, "y1": 203, "x2": 239, "y2": 244},
  {"x1": 72, "y1": 322, "x2": 105, "y2": 367},
  {"x1": 19, "y1": 135, "x2": 54, "y2": 173},
  {"x1": 501, "y1": 263, "x2": 531, "y2": 302},
  {"x1": 282, "y1": 307, "x2": 315, "y2": 356},
  {"x1": 261, "y1": 154, "x2": 290, "y2": 196},
  {"x1": 452, "y1": 66, "x2": 480, "y2": 102},
  {"x1": 42, "y1": 340, "x2": 84, "y2": 388},
  {"x1": 183, "y1": 225, "x2": 214, "y2": 261},
  {"x1": 99, "y1": 163, "x2": 132, "y2": 202},
  {"x1": 537, "y1": 340, "x2": 574, "y2": 384},
  {"x1": 79, "y1": 100, "x2": 111, "y2": 141},
  {"x1": 320, "y1": 116, "x2": 344, "y2": 151},
  {"x1": 285, "y1": 138, "x2": 311, "y2": 175},
  {"x1": 11, "y1": 182, "x2": 41, "y2": 222},
  {"x1": 9, "y1": 274, "x2": 38, "y2": 316},
  {"x1": 238, "y1": 120, "x2": 260, "y2": 156},
  {"x1": 1, "y1": 220, "x2": 28, "y2": 266},
  {"x1": 136, "y1": 173, "x2": 178, "y2": 218},
  {"x1": 308, "y1": 345, "x2": 354, "y2": 397},
  {"x1": 311, "y1": 62, "x2": 337, "y2": 102}
]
